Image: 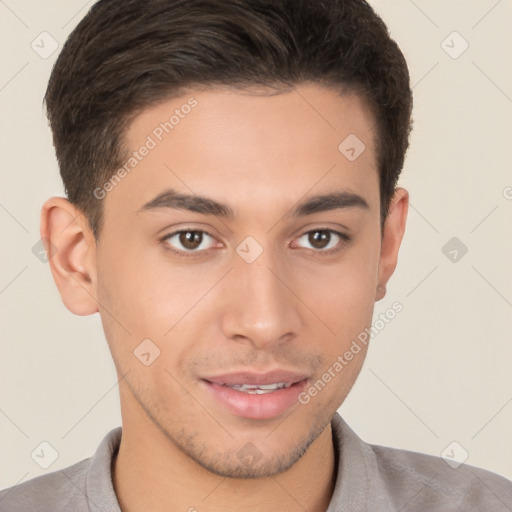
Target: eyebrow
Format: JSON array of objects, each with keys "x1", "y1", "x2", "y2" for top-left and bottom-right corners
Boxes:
[{"x1": 138, "y1": 188, "x2": 369, "y2": 218}]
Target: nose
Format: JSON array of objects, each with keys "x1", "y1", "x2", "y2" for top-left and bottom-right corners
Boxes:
[{"x1": 220, "y1": 248, "x2": 303, "y2": 349}]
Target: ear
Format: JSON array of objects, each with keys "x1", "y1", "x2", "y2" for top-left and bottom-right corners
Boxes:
[
  {"x1": 40, "y1": 197, "x2": 99, "y2": 315},
  {"x1": 375, "y1": 187, "x2": 409, "y2": 301}
]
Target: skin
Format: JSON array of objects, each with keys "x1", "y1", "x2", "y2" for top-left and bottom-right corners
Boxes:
[{"x1": 41, "y1": 83, "x2": 408, "y2": 512}]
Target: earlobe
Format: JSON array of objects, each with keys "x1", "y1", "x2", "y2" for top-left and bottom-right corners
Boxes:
[
  {"x1": 40, "y1": 197, "x2": 99, "y2": 316},
  {"x1": 375, "y1": 187, "x2": 409, "y2": 302},
  {"x1": 375, "y1": 284, "x2": 386, "y2": 301}
]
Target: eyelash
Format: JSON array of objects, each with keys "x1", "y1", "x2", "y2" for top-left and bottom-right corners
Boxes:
[{"x1": 160, "y1": 228, "x2": 351, "y2": 258}]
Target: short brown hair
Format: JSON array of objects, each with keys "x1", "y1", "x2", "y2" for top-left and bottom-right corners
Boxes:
[{"x1": 44, "y1": 0, "x2": 413, "y2": 239}]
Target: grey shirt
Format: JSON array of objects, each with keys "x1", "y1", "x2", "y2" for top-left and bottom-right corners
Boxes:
[{"x1": 1, "y1": 412, "x2": 511, "y2": 511}]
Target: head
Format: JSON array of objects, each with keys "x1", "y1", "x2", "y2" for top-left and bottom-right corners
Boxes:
[{"x1": 42, "y1": 0, "x2": 412, "y2": 478}]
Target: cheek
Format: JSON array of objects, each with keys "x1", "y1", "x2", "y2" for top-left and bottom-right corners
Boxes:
[
  {"x1": 95, "y1": 243, "x2": 215, "y2": 367},
  {"x1": 293, "y1": 232, "x2": 380, "y2": 341},
  {"x1": 96, "y1": 241, "x2": 173, "y2": 330},
  {"x1": 95, "y1": 243, "x2": 163, "y2": 364}
]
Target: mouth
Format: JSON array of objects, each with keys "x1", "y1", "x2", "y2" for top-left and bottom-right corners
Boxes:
[
  {"x1": 199, "y1": 370, "x2": 309, "y2": 420},
  {"x1": 217, "y1": 382, "x2": 293, "y2": 394}
]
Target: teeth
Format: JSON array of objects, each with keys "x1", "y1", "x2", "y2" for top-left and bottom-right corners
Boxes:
[{"x1": 224, "y1": 382, "x2": 292, "y2": 394}]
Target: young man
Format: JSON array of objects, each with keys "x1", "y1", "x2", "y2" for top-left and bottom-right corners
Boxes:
[{"x1": 1, "y1": 0, "x2": 511, "y2": 510}]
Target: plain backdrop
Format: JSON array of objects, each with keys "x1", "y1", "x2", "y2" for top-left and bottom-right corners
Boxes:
[{"x1": 1, "y1": 0, "x2": 511, "y2": 489}]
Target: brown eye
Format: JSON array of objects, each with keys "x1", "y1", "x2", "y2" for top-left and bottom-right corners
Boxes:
[
  {"x1": 179, "y1": 231, "x2": 203, "y2": 250},
  {"x1": 163, "y1": 230, "x2": 215, "y2": 254},
  {"x1": 294, "y1": 229, "x2": 348, "y2": 254},
  {"x1": 308, "y1": 230, "x2": 331, "y2": 249}
]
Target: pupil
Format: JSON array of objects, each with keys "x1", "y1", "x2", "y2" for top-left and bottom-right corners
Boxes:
[
  {"x1": 180, "y1": 231, "x2": 202, "y2": 250},
  {"x1": 310, "y1": 230, "x2": 330, "y2": 249}
]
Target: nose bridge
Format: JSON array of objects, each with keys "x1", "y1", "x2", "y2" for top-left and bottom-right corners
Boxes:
[{"x1": 220, "y1": 245, "x2": 302, "y2": 347}]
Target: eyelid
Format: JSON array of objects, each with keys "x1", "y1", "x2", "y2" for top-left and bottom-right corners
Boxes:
[{"x1": 156, "y1": 220, "x2": 221, "y2": 237}]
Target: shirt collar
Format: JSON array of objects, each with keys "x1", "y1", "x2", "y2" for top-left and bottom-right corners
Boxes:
[{"x1": 86, "y1": 426, "x2": 122, "y2": 512}]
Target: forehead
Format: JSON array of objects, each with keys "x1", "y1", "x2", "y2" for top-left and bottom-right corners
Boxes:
[
  {"x1": 125, "y1": 82, "x2": 376, "y2": 151},
  {"x1": 104, "y1": 83, "x2": 379, "y2": 224}
]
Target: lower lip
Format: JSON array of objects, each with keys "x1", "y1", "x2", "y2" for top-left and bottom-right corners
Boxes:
[{"x1": 200, "y1": 379, "x2": 308, "y2": 420}]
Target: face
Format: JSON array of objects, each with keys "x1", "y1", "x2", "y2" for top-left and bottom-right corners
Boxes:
[{"x1": 87, "y1": 83, "x2": 392, "y2": 477}]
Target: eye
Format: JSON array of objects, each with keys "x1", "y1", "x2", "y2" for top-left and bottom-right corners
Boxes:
[
  {"x1": 292, "y1": 229, "x2": 349, "y2": 255},
  {"x1": 162, "y1": 229, "x2": 217, "y2": 255}
]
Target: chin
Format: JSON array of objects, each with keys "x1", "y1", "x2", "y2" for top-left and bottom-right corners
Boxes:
[{"x1": 171, "y1": 417, "x2": 329, "y2": 479}]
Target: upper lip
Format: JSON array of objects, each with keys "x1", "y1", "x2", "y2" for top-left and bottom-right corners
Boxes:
[{"x1": 202, "y1": 369, "x2": 310, "y2": 386}]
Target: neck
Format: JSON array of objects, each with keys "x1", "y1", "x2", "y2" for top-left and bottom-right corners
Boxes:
[{"x1": 112, "y1": 404, "x2": 337, "y2": 512}]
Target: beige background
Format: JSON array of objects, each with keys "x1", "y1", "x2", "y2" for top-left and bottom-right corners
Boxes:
[{"x1": 1, "y1": 0, "x2": 511, "y2": 489}]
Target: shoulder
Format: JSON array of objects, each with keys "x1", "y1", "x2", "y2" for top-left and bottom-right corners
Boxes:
[
  {"x1": 369, "y1": 441, "x2": 512, "y2": 510},
  {"x1": 331, "y1": 414, "x2": 512, "y2": 511},
  {"x1": 0, "y1": 457, "x2": 91, "y2": 512},
  {"x1": 0, "y1": 427, "x2": 121, "y2": 512}
]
